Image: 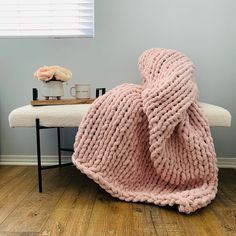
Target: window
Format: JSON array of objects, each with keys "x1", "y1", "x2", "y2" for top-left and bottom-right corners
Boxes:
[{"x1": 0, "y1": 0, "x2": 94, "y2": 38}]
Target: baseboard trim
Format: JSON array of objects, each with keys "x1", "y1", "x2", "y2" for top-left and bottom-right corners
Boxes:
[
  {"x1": 0, "y1": 155, "x2": 235, "y2": 169},
  {"x1": 0, "y1": 155, "x2": 72, "y2": 166},
  {"x1": 217, "y1": 157, "x2": 236, "y2": 169}
]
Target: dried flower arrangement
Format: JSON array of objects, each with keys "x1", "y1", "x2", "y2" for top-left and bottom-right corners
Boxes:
[
  {"x1": 34, "y1": 65, "x2": 72, "y2": 82},
  {"x1": 34, "y1": 65, "x2": 72, "y2": 100}
]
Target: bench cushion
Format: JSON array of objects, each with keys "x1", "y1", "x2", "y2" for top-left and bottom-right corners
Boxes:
[
  {"x1": 9, "y1": 104, "x2": 91, "y2": 128},
  {"x1": 199, "y1": 103, "x2": 231, "y2": 127},
  {"x1": 9, "y1": 102, "x2": 231, "y2": 128}
]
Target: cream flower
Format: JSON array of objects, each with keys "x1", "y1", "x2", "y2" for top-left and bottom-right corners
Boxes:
[{"x1": 34, "y1": 65, "x2": 72, "y2": 82}]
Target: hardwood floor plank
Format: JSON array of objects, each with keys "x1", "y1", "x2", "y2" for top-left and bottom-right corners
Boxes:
[
  {"x1": 145, "y1": 206, "x2": 186, "y2": 236},
  {"x1": 0, "y1": 232, "x2": 39, "y2": 236},
  {"x1": 85, "y1": 188, "x2": 135, "y2": 236},
  {"x1": 0, "y1": 167, "x2": 73, "y2": 233},
  {"x1": 131, "y1": 204, "x2": 162, "y2": 236},
  {"x1": 214, "y1": 169, "x2": 236, "y2": 209},
  {"x1": 0, "y1": 167, "x2": 37, "y2": 224},
  {"x1": 0, "y1": 166, "x2": 235, "y2": 236},
  {"x1": 0, "y1": 166, "x2": 27, "y2": 187},
  {"x1": 0, "y1": 165, "x2": 13, "y2": 173},
  {"x1": 177, "y1": 210, "x2": 221, "y2": 236},
  {"x1": 211, "y1": 207, "x2": 236, "y2": 235},
  {"x1": 40, "y1": 169, "x2": 98, "y2": 236},
  {"x1": 199, "y1": 206, "x2": 232, "y2": 236}
]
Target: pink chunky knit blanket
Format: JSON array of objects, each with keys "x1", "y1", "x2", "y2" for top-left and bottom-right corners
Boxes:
[{"x1": 72, "y1": 48, "x2": 218, "y2": 214}]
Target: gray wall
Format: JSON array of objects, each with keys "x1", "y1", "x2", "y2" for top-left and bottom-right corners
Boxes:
[{"x1": 0, "y1": 0, "x2": 235, "y2": 157}]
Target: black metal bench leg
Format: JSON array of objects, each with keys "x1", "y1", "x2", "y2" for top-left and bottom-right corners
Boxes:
[
  {"x1": 57, "y1": 127, "x2": 62, "y2": 167},
  {"x1": 36, "y1": 118, "x2": 42, "y2": 193}
]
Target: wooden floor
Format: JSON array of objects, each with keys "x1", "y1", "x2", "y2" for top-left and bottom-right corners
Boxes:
[{"x1": 0, "y1": 166, "x2": 235, "y2": 236}]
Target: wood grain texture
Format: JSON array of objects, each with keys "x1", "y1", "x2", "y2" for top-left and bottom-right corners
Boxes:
[
  {"x1": 0, "y1": 166, "x2": 235, "y2": 236},
  {"x1": 40, "y1": 170, "x2": 98, "y2": 236},
  {"x1": 0, "y1": 167, "x2": 36, "y2": 224},
  {"x1": 0, "y1": 166, "x2": 26, "y2": 188},
  {"x1": 0, "y1": 167, "x2": 72, "y2": 233},
  {"x1": 31, "y1": 98, "x2": 95, "y2": 106}
]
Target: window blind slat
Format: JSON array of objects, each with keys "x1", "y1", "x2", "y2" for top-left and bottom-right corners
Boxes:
[
  {"x1": 0, "y1": 24, "x2": 93, "y2": 30},
  {"x1": 0, "y1": 0, "x2": 94, "y2": 38},
  {"x1": 0, "y1": 30, "x2": 93, "y2": 37},
  {"x1": 0, "y1": 13, "x2": 93, "y2": 18},
  {"x1": 0, "y1": 6, "x2": 93, "y2": 11},
  {"x1": 0, "y1": 17, "x2": 92, "y2": 24},
  {"x1": 0, "y1": 0, "x2": 92, "y2": 4}
]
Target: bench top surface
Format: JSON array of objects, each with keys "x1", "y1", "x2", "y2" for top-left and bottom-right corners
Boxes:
[{"x1": 9, "y1": 102, "x2": 231, "y2": 128}]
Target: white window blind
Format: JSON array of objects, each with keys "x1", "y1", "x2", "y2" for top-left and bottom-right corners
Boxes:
[{"x1": 0, "y1": 0, "x2": 94, "y2": 38}]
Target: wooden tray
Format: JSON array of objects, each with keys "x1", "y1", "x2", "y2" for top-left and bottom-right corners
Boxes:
[{"x1": 31, "y1": 98, "x2": 95, "y2": 106}]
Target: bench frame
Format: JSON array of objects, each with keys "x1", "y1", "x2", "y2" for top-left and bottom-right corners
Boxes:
[{"x1": 35, "y1": 118, "x2": 73, "y2": 192}]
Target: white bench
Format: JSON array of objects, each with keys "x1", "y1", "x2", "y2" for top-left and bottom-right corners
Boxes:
[
  {"x1": 8, "y1": 102, "x2": 231, "y2": 192},
  {"x1": 9, "y1": 103, "x2": 231, "y2": 128}
]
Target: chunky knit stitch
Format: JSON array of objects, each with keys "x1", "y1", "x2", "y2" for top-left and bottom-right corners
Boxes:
[{"x1": 72, "y1": 48, "x2": 218, "y2": 214}]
